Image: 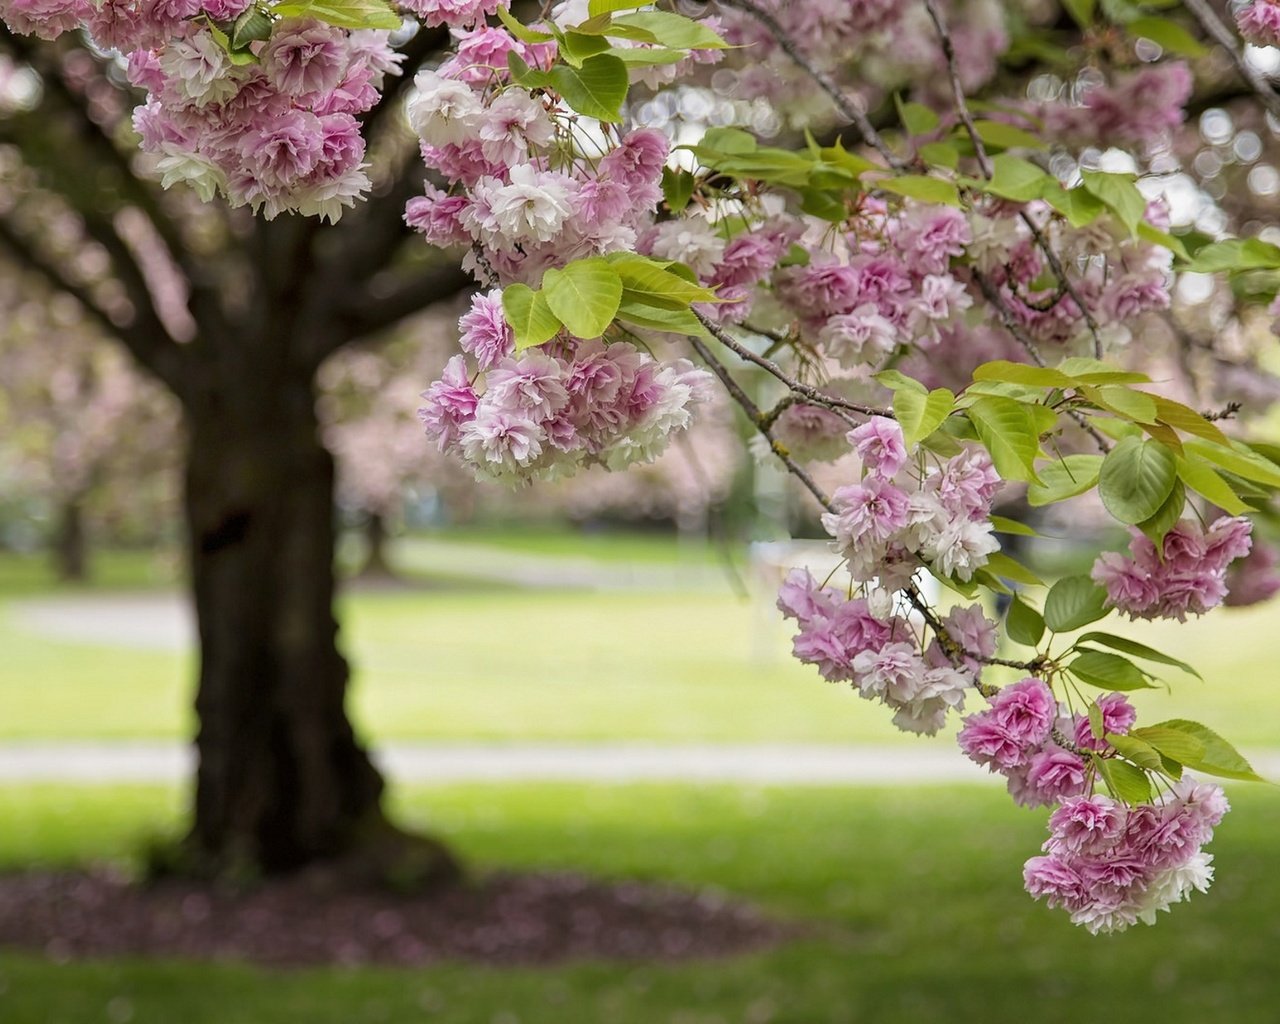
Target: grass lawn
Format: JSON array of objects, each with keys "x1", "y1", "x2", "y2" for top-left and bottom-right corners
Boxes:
[
  {"x1": 3, "y1": 542, "x2": 1280, "y2": 747},
  {"x1": 0, "y1": 781, "x2": 1278, "y2": 1023}
]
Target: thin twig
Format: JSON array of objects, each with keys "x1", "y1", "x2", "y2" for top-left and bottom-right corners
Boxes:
[
  {"x1": 687, "y1": 333, "x2": 836, "y2": 510},
  {"x1": 712, "y1": 0, "x2": 905, "y2": 170},
  {"x1": 971, "y1": 269, "x2": 1114, "y2": 453},
  {"x1": 693, "y1": 310, "x2": 893, "y2": 419},
  {"x1": 921, "y1": 0, "x2": 1105, "y2": 359},
  {"x1": 1183, "y1": 0, "x2": 1280, "y2": 120}
]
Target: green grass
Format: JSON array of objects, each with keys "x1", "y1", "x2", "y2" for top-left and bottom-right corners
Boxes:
[
  {"x1": 4, "y1": 546, "x2": 1280, "y2": 746},
  {"x1": 1, "y1": 781, "x2": 1278, "y2": 1022},
  {"x1": 402, "y1": 523, "x2": 733, "y2": 566}
]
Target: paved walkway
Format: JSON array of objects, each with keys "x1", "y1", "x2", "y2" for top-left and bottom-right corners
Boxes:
[{"x1": 2, "y1": 741, "x2": 1277, "y2": 785}]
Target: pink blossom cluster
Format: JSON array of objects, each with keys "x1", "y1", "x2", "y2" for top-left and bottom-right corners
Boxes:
[
  {"x1": 820, "y1": 417, "x2": 1002, "y2": 588},
  {"x1": 402, "y1": 20, "x2": 673, "y2": 287},
  {"x1": 1237, "y1": 0, "x2": 1280, "y2": 47},
  {"x1": 956, "y1": 677, "x2": 1091, "y2": 808},
  {"x1": 777, "y1": 568, "x2": 986, "y2": 735},
  {"x1": 1091, "y1": 516, "x2": 1253, "y2": 621},
  {"x1": 418, "y1": 292, "x2": 713, "y2": 481},
  {"x1": 717, "y1": 0, "x2": 1007, "y2": 119},
  {"x1": 0, "y1": 0, "x2": 413, "y2": 220},
  {"x1": 1024, "y1": 779, "x2": 1229, "y2": 933},
  {"x1": 964, "y1": 198, "x2": 1174, "y2": 355},
  {"x1": 130, "y1": 20, "x2": 403, "y2": 220},
  {"x1": 1040, "y1": 62, "x2": 1193, "y2": 150}
]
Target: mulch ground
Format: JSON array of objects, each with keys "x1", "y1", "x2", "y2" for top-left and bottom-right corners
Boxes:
[{"x1": 0, "y1": 869, "x2": 801, "y2": 968}]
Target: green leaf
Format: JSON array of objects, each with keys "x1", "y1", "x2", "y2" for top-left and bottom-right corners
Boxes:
[
  {"x1": 985, "y1": 551, "x2": 1043, "y2": 586},
  {"x1": 1084, "y1": 384, "x2": 1157, "y2": 424},
  {"x1": 1043, "y1": 574, "x2": 1109, "y2": 632},
  {"x1": 559, "y1": 29, "x2": 612, "y2": 65},
  {"x1": 989, "y1": 514, "x2": 1036, "y2": 536},
  {"x1": 602, "y1": 45, "x2": 689, "y2": 65},
  {"x1": 1136, "y1": 222, "x2": 1190, "y2": 261},
  {"x1": 698, "y1": 127, "x2": 757, "y2": 155},
  {"x1": 1096, "y1": 757, "x2": 1154, "y2": 804},
  {"x1": 970, "y1": 120, "x2": 1045, "y2": 151},
  {"x1": 1070, "y1": 650, "x2": 1156, "y2": 691},
  {"x1": 966, "y1": 396, "x2": 1042, "y2": 484},
  {"x1": 1184, "y1": 238, "x2": 1280, "y2": 274},
  {"x1": 1007, "y1": 595, "x2": 1046, "y2": 646},
  {"x1": 1088, "y1": 702, "x2": 1105, "y2": 741},
  {"x1": 1079, "y1": 169, "x2": 1146, "y2": 236},
  {"x1": 1151, "y1": 395, "x2": 1230, "y2": 446},
  {"x1": 548, "y1": 54, "x2": 629, "y2": 121},
  {"x1": 1076, "y1": 632, "x2": 1201, "y2": 679},
  {"x1": 540, "y1": 258, "x2": 623, "y2": 339},
  {"x1": 1127, "y1": 15, "x2": 1208, "y2": 56},
  {"x1": 1042, "y1": 182, "x2": 1107, "y2": 227},
  {"x1": 1130, "y1": 725, "x2": 1206, "y2": 765},
  {"x1": 893, "y1": 387, "x2": 954, "y2": 449},
  {"x1": 229, "y1": 6, "x2": 273, "y2": 49},
  {"x1": 1184, "y1": 437, "x2": 1280, "y2": 489},
  {"x1": 800, "y1": 187, "x2": 850, "y2": 222},
  {"x1": 919, "y1": 141, "x2": 960, "y2": 170},
  {"x1": 982, "y1": 154, "x2": 1053, "y2": 201},
  {"x1": 496, "y1": 3, "x2": 557, "y2": 41},
  {"x1": 502, "y1": 284, "x2": 562, "y2": 350},
  {"x1": 586, "y1": 0, "x2": 648, "y2": 15},
  {"x1": 1107, "y1": 732, "x2": 1164, "y2": 771},
  {"x1": 1176, "y1": 456, "x2": 1250, "y2": 515},
  {"x1": 610, "y1": 255, "x2": 717, "y2": 308},
  {"x1": 1098, "y1": 435, "x2": 1177, "y2": 524},
  {"x1": 1150, "y1": 720, "x2": 1267, "y2": 782},
  {"x1": 972, "y1": 360, "x2": 1074, "y2": 388},
  {"x1": 609, "y1": 10, "x2": 728, "y2": 48},
  {"x1": 876, "y1": 175, "x2": 962, "y2": 206},
  {"x1": 272, "y1": 0, "x2": 400, "y2": 29},
  {"x1": 874, "y1": 369, "x2": 927, "y2": 395},
  {"x1": 614, "y1": 299, "x2": 706, "y2": 336},
  {"x1": 1136, "y1": 478, "x2": 1185, "y2": 548},
  {"x1": 1062, "y1": 0, "x2": 1096, "y2": 28},
  {"x1": 896, "y1": 97, "x2": 940, "y2": 135},
  {"x1": 661, "y1": 167, "x2": 695, "y2": 213},
  {"x1": 1027, "y1": 453, "x2": 1103, "y2": 506}
]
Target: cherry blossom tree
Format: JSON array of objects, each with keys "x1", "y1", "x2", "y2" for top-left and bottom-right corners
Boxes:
[
  {"x1": 4, "y1": 0, "x2": 1280, "y2": 928},
  {"x1": 0, "y1": 255, "x2": 180, "y2": 579}
]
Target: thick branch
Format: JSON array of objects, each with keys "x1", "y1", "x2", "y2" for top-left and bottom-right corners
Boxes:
[
  {"x1": 322, "y1": 258, "x2": 473, "y2": 358},
  {"x1": 0, "y1": 215, "x2": 186, "y2": 390}
]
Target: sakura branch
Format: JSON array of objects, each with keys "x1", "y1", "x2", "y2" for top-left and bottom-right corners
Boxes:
[{"x1": 1187, "y1": 0, "x2": 1280, "y2": 121}]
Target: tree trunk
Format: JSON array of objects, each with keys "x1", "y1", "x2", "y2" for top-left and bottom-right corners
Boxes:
[
  {"x1": 358, "y1": 509, "x2": 396, "y2": 579},
  {"x1": 52, "y1": 498, "x2": 87, "y2": 582},
  {"x1": 180, "y1": 378, "x2": 456, "y2": 882}
]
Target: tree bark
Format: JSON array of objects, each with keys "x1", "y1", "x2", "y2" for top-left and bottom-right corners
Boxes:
[
  {"x1": 52, "y1": 497, "x2": 88, "y2": 582},
  {"x1": 358, "y1": 509, "x2": 396, "y2": 580},
  {"x1": 180, "y1": 377, "x2": 456, "y2": 882}
]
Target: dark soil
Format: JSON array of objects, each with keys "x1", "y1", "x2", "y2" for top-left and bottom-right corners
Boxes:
[{"x1": 0, "y1": 869, "x2": 800, "y2": 968}]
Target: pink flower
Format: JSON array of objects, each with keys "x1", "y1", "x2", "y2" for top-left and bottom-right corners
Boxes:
[
  {"x1": 1238, "y1": 0, "x2": 1280, "y2": 46},
  {"x1": 1015, "y1": 745, "x2": 1088, "y2": 807},
  {"x1": 405, "y1": 185, "x2": 472, "y2": 248},
  {"x1": 485, "y1": 353, "x2": 569, "y2": 421},
  {"x1": 989, "y1": 678, "x2": 1056, "y2": 748},
  {"x1": 418, "y1": 355, "x2": 478, "y2": 451},
  {"x1": 238, "y1": 109, "x2": 324, "y2": 188},
  {"x1": 261, "y1": 18, "x2": 349, "y2": 99},
  {"x1": 823, "y1": 476, "x2": 912, "y2": 549},
  {"x1": 458, "y1": 290, "x2": 515, "y2": 371},
  {"x1": 849, "y1": 416, "x2": 908, "y2": 477},
  {"x1": 776, "y1": 568, "x2": 838, "y2": 622},
  {"x1": 1073, "y1": 693, "x2": 1137, "y2": 752},
  {"x1": 1048, "y1": 796, "x2": 1126, "y2": 854}
]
